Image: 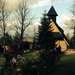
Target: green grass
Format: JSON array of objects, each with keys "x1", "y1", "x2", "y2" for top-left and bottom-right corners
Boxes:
[
  {"x1": 1, "y1": 51, "x2": 75, "y2": 75},
  {"x1": 51, "y1": 55, "x2": 75, "y2": 75},
  {"x1": 0, "y1": 55, "x2": 5, "y2": 72},
  {"x1": 24, "y1": 51, "x2": 39, "y2": 62},
  {"x1": 24, "y1": 51, "x2": 75, "y2": 75}
]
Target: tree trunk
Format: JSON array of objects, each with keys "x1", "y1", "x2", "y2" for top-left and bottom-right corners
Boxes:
[
  {"x1": 2, "y1": 7, "x2": 6, "y2": 52},
  {"x1": 19, "y1": 23, "x2": 24, "y2": 52}
]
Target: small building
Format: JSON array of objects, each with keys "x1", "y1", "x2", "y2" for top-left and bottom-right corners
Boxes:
[{"x1": 22, "y1": 37, "x2": 33, "y2": 50}]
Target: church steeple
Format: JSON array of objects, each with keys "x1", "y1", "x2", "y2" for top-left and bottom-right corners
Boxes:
[{"x1": 47, "y1": 6, "x2": 58, "y2": 23}]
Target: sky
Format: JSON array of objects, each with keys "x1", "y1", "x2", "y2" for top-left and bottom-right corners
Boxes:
[{"x1": 6, "y1": 0, "x2": 74, "y2": 37}]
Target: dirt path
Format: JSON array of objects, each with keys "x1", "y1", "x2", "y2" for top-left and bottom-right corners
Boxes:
[{"x1": 63, "y1": 49, "x2": 75, "y2": 55}]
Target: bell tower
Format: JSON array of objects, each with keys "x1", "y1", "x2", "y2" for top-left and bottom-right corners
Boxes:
[{"x1": 47, "y1": 6, "x2": 58, "y2": 23}]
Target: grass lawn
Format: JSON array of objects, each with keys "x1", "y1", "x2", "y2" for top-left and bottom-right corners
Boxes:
[
  {"x1": 24, "y1": 51, "x2": 75, "y2": 75},
  {"x1": 50, "y1": 55, "x2": 75, "y2": 75},
  {"x1": 0, "y1": 55, "x2": 5, "y2": 73},
  {"x1": 0, "y1": 51, "x2": 75, "y2": 75}
]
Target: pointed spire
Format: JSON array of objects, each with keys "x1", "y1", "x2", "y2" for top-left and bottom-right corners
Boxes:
[{"x1": 47, "y1": 6, "x2": 58, "y2": 16}]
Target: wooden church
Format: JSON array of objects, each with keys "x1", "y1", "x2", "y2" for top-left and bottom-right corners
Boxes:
[{"x1": 47, "y1": 6, "x2": 69, "y2": 51}]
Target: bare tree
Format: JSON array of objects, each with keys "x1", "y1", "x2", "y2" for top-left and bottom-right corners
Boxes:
[
  {"x1": 70, "y1": 1, "x2": 75, "y2": 16},
  {"x1": 64, "y1": 1, "x2": 75, "y2": 49},
  {"x1": 64, "y1": 1, "x2": 75, "y2": 29},
  {"x1": 0, "y1": 0, "x2": 11, "y2": 50},
  {"x1": 14, "y1": 0, "x2": 33, "y2": 50}
]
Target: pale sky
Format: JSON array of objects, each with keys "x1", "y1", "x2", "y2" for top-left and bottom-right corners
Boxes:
[{"x1": 5, "y1": 0, "x2": 74, "y2": 36}]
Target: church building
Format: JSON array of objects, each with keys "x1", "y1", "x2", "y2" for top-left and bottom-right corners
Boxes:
[{"x1": 47, "y1": 6, "x2": 69, "y2": 51}]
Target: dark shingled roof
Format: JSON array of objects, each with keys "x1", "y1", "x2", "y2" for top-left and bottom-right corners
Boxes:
[
  {"x1": 53, "y1": 32, "x2": 64, "y2": 40},
  {"x1": 54, "y1": 23, "x2": 69, "y2": 44},
  {"x1": 47, "y1": 6, "x2": 58, "y2": 16}
]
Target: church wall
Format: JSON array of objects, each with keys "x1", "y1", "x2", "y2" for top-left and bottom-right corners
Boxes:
[
  {"x1": 60, "y1": 41, "x2": 67, "y2": 51},
  {"x1": 56, "y1": 40, "x2": 67, "y2": 51}
]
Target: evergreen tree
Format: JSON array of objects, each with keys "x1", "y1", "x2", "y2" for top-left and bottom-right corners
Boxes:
[
  {"x1": 32, "y1": 35, "x2": 38, "y2": 50},
  {"x1": 37, "y1": 11, "x2": 56, "y2": 71},
  {"x1": 70, "y1": 27, "x2": 75, "y2": 49},
  {"x1": 32, "y1": 27, "x2": 39, "y2": 50},
  {"x1": 38, "y1": 11, "x2": 55, "y2": 50}
]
